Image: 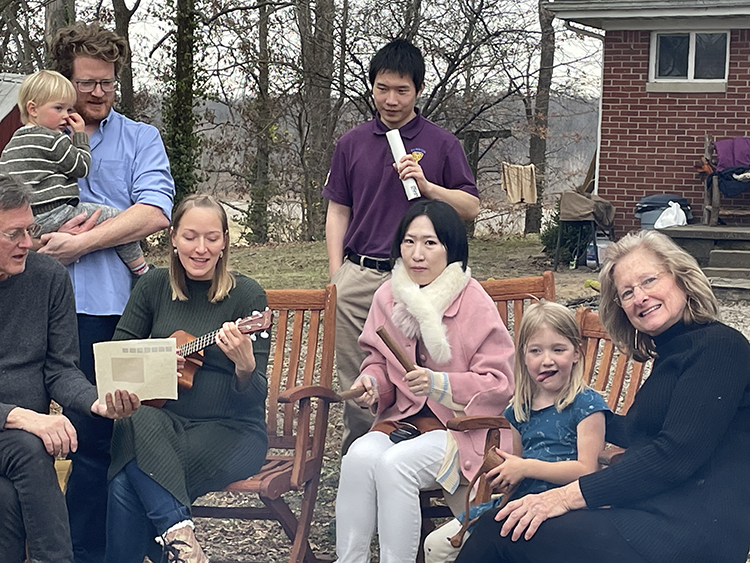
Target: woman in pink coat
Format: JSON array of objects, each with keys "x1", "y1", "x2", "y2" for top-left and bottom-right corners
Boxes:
[{"x1": 335, "y1": 200, "x2": 516, "y2": 563}]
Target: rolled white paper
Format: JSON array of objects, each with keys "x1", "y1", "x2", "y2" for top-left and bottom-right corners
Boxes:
[{"x1": 386, "y1": 129, "x2": 421, "y2": 200}]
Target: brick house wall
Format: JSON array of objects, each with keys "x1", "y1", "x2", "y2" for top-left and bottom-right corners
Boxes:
[{"x1": 598, "y1": 29, "x2": 750, "y2": 233}]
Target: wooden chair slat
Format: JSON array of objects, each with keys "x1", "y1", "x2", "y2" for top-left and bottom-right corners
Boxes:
[
  {"x1": 191, "y1": 284, "x2": 337, "y2": 563},
  {"x1": 268, "y1": 309, "x2": 289, "y2": 435},
  {"x1": 576, "y1": 307, "x2": 651, "y2": 416},
  {"x1": 593, "y1": 341, "x2": 615, "y2": 393}
]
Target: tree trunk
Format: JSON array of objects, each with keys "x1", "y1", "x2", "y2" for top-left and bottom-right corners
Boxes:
[
  {"x1": 112, "y1": 0, "x2": 141, "y2": 118},
  {"x1": 44, "y1": 0, "x2": 74, "y2": 63},
  {"x1": 249, "y1": 0, "x2": 271, "y2": 243},
  {"x1": 525, "y1": 0, "x2": 554, "y2": 235},
  {"x1": 165, "y1": 0, "x2": 198, "y2": 204},
  {"x1": 295, "y1": 0, "x2": 337, "y2": 241}
]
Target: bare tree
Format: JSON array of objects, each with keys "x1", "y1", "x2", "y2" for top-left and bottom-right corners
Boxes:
[
  {"x1": 133, "y1": 0, "x2": 598, "y2": 242},
  {"x1": 0, "y1": 0, "x2": 45, "y2": 72},
  {"x1": 293, "y1": 0, "x2": 348, "y2": 240},
  {"x1": 45, "y1": 0, "x2": 74, "y2": 63},
  {"x1": 524, "y1": 0, "x2": 554, "y2": 234},
  {"x1": 163, "y1": 0, "x2": 200, "y2": 204},
  {"x1": 112, "y1": 0, "x2": 141, "y2": 117}
]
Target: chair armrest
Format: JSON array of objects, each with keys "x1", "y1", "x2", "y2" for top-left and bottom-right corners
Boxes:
[
  {"x1": 446, "y1": 415, "x2": 511, "y2": 431},
  {"x1": 278, "y1": 384, "x2": 341, "y2": 404},
  {"x1": 598, "y1": 446, "x2": 626, "y2": 466}
]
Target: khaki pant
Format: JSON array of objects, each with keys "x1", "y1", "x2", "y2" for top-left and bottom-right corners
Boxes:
[{"x1": 331, "y1": 260, "x2": 391, "y2": 455}]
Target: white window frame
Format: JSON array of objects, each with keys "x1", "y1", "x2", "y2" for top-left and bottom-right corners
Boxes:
[{"x1": 647, "y1": 31, "x2": 730, "y2": 93}]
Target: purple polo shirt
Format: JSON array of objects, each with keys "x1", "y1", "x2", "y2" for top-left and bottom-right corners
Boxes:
[{"x1": 323, "y1": 110, "x2": 477, "y2": 258}]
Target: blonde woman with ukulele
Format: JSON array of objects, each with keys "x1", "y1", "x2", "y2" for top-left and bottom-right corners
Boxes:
[{"x1": 105, "y1": 195, "x2": 270, "y2": 563}]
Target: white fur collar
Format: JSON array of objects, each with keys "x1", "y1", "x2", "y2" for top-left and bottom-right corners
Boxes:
[{"x1": 390, "y1": 259, "x2": 471, "y2": 364}]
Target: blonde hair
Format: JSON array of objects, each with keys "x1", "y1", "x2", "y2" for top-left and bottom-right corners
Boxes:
[
  {"x1": 599, "y1": 230, "x2": 719, "y2": 362},
  {"x1": 169, "y1": 194, "x2": 235, "y2": 303},
  {"x1": 511, "y1": 301, "x2": 586, "y2": 422},
  {"x1": 18, "y1": 70, "x2": 76, "y2": 123}
]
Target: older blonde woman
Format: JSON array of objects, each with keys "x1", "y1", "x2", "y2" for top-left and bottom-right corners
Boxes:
[{"x1": 456, "y1": 230, "x2": 750, "y2": 563}]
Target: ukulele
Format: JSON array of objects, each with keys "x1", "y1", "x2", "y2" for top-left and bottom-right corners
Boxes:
[{"x1": 143, "y1": 309, "x2": 273, "y2": 408}]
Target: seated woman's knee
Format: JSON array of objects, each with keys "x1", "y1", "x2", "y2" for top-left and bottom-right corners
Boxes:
[
  {"x1": 108, "y1": 470, "x2": 136, "y2": 506},
  {"x1": 343, "y1": 432, "x2": 388, "y2": 468},
  {"x1": 375, "y1": 441, "x2": 423, "y2": 484}
]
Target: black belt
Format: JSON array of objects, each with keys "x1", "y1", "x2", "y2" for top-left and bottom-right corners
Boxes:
[{"x1": 346, "y1": 252, "x2": 392, "y2": 272}]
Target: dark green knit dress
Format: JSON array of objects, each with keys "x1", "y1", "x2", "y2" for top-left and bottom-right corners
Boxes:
[{"x1": 108, "y1": 268, "x2": 270, "y2": 507}]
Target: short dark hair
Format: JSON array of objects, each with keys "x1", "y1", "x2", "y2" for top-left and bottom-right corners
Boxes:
[
  {"x1": 0, "y1": 175, "x2": 30, "y2": 211},
  {"x1": 369, "y1": 39, "x2": 425, "y2": 92},
  {"x1": 390, "y1": 200, "x2": 469, "y2": 270}
]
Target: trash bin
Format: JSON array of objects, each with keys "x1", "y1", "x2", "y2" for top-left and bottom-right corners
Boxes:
[
  {"x1": 635, "y1": 194, "x2": 693, "y2": 229},
  {"x1": 586, "y1": 238, "x2": 614, "y2": 268}
]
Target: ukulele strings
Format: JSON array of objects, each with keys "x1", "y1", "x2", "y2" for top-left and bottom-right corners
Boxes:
[
  {"x1": 178, "y1": 314, "x2": 264, "y2": 357},
  {"x1": 180, "y1": 330, "x2": 219, "y2": 357}
]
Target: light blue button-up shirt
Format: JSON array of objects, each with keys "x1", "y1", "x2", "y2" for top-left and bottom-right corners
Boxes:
[{"x1": 67, "y1": 109, "x2": 174, "y2": 315}]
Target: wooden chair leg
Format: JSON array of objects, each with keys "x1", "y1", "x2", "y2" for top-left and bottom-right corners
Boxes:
[
  {"x1": 553, "y1": 220, "x2": 563, "y2": 271},
  {"x1": 711, "y1": 175, "x2": 720, "y2": 226},
  {"x1": 261, "y1": 495, "x2": 321, "y2": 563},
  {"x1": 291, "y1": 476, "x2": 325, "y2": 563}
]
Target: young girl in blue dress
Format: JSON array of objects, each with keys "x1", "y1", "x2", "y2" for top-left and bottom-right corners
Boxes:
[{"x1": 424, "y1": 301, "x2": 609, "y2": 563}]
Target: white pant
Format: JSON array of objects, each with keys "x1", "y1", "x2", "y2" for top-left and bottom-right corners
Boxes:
[
  {"x1": 335, "y1": 429, "x2": 448, "y2": 563},
  {"x1": 423, "y1": 517, "x2": 466, "y2": 563}
]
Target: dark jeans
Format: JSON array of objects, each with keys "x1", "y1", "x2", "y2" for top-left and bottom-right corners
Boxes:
[
  {"x1": 105, "y1": 461, "x2": 190, "y2": 563},
  {"x1": 0, "y1": 430, "x2": 75, "y2": 563},
  {"x1": 66, "y1": 314, "x2": 120, "y2": 563},
  {"x1": 454, "y1": 506, "x2": 649, "y2": 563}
]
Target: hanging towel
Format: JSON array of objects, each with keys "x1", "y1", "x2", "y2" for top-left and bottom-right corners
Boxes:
[{"x1": 501, "y1": 162, "x2": 537, "y2": 204}]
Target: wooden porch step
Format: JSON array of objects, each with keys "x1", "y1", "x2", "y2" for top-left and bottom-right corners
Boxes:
[
  {"x1": 707, "y1": 277, "x2": 750, "y2": 301},
  {"x1": 708, "y1": 249, "x2": 750, "y2": 269},
  {"x1": 661, "y1": 225, "x2": 750, "y2": 240},
  {"x1": 703, "y1": 205, "x2": 750, "y2": 217},
  {"x1": 703, "y1": 267, "x2": 750, "y2": 280}
]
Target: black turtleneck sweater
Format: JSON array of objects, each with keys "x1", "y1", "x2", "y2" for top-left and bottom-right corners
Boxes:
[{"x1": 580, "y1": 320, "x2": 750, "y2": 563}]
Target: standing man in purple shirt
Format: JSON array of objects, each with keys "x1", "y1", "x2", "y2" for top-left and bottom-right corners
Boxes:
[
  {"x1": 40, "y1": 22, "x2": 175, "y2": 563},
  {"x1": 323, "y1": 39, "x2": 479, "y2": 454}
]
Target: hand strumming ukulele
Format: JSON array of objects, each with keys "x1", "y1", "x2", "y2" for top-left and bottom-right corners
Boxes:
[{"x1": 143, "y1": 309, "x2": 273, "y2": 408}]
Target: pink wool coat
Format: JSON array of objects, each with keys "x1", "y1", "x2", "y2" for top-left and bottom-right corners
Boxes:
[{"x1": 358, "y1": 277, "x2": 515, "y2": 483}]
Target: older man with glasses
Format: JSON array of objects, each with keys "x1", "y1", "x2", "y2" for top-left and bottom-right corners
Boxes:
[
  {"x1": 43, "y1": 22, "x2": 175, "y2": 563},
  {"x1": 0, "y1": 177, "x2": 139, "y2": 563}
]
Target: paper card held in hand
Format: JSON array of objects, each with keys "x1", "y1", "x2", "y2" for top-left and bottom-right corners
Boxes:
[{"x1": 93, "y1": 338, "x2": 178, "y2": 404}]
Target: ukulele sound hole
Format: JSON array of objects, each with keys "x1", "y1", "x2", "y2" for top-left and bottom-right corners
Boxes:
[{"x1": 111, "y1": 357, "x2": 146, "y2": 383}]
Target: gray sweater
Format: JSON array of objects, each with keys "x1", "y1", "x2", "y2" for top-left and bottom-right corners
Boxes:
[
  {"x1": 0, "y1": 252, "x2": 98, "y2": 428},
  {"x1": 0, "y1": 126, "x2": 90, "y2": 213}
]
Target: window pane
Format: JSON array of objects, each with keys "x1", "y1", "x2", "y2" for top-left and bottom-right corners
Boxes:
[
  {"x1": 657, "y1": 34, "x2": 689, "y2": 78},
  {"x1": 695, "y1": 33, "x2": 727, "y2": 79}
]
